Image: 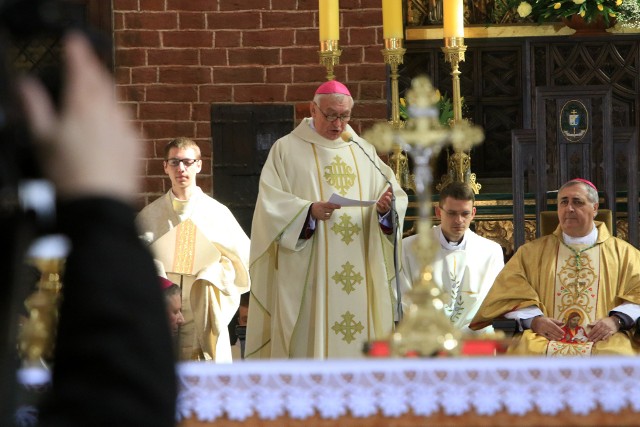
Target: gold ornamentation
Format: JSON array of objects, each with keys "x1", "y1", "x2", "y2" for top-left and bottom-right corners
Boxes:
[
  {"x1": 331, "y1": 311, "x2": 364, "y2": 343},
  {"x1": 616, "y1": 219, "x2": 628, "y2": 241},
  {"x1": 474, "y1": 220, "x2": 514, "y2": 256},
  {"x1": 174, "y1": 218, "x2": 196, "y2": 274},
  {"x1": 556, "y1": 248, "x2": 596, "y2": 318},
  {"x1": 330, "y1": 213, "x2": 361, "y2": 245},
  {"x1": 332, "y1": 261, "x2": 363, "y2": 294},
  {"x1": 389, "y1": 144, "x2": 414, "y2": 192},
  {"x1": 436, "y1": 149, "x2": 481, "y2": 194},
  {"x1": 382, "y1": 37, "x2": 415, "y2": 191},
  {"x1": 324, "y1": 155, "x2": 355, "y2": 196},
  {"x1": 439, "y1": 36, "x2": 482, "y2": 193},
  {"x1": 318, "y1": 39, "x2": 342, "y2": 81},
  {"x1": 547, "y1": 341, "x2": 593, "y2": 356},
  {"x1": 19, "y1": 258, "x2": 65, "y2": 364},
  {"x1": 364, "y1": 75, "x2": 484, "y2": 357}
]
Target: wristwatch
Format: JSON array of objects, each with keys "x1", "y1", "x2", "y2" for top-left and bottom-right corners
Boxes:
[{"x1": 612, "y1": 314, "x2": 625, "y2": 330}]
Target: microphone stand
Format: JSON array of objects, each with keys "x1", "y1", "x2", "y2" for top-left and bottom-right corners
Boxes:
[
  {"x1": 390, "y1": 189, "x2": 402, "y2": 323},
  {"x1": 344, "y1": 133, "x2": 403, "y2": 323}
]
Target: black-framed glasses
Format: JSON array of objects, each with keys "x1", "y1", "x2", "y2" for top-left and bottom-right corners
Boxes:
[
  {"x1": 166, "y1": 158, "x2": 200, "y2": 167},
  {"x1": 313, "y1": 102, "x2": 351, "y2": 123}
]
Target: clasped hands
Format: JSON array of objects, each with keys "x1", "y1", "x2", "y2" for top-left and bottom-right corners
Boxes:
[
  {"x1": 311, "y1": 187, "x2": 393, "y2": 221},
  {"x1": 531, "y1": 315, "x2": 621, "y2": 344}
]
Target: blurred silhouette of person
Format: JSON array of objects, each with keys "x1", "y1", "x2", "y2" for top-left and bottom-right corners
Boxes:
[{"x1": 18, "y1": 32, "x2": 177, "y2": 426}]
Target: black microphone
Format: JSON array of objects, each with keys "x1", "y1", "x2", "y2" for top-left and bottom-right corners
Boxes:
[{"x1": 341, "y1": 132, "x2": 403, "y2": 323}]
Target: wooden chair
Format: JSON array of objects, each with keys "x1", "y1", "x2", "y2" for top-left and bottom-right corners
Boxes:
[{"x1": 538, "y1": 209, "x2": 613, "y2": 236}]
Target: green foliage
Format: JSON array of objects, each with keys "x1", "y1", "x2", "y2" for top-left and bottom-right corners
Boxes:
[{"x1": 399, "y1": 92, "x2": 456, "y2": 127}]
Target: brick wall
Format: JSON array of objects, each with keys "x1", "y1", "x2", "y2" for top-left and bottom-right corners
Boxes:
[{"x1": 113, "y1": 0, "x2": 389, "y2": 207}]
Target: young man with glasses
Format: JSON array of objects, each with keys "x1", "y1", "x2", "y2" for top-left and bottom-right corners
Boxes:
[
  {"x1": 246, "y1": 80, "x2": 408, "y2": 359},
  {"x1": 137, "y1": 137, "x2": 250, "y2": 362},
  {"x1": 401, "y1": 181, "x2": 504, "y2": 334}
]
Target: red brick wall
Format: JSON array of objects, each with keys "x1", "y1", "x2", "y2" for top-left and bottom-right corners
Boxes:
[{"x1": 113, "y1": 0, "x2": 389, "y2": 206}]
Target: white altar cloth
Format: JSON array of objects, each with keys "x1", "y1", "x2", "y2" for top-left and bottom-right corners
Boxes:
[{"x1": 176, "y1": 356, "x2": 640, "y2": 422}]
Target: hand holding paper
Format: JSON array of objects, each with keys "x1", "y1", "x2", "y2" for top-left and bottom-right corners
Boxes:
[{"x1": 328, "y1": 192, "x2": 376, "y2": 207}]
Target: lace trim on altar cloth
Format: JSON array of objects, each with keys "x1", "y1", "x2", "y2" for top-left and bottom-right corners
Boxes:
[{"x1": 176, "y1": 357, "x2": 640, "y2": 421}]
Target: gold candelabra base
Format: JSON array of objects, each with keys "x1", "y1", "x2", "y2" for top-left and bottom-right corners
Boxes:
[
  {"x1": 19, "y1": 257, "x2": 65, "y2": 364},
  {"x1": 440, "y1": 37, "x2": 481, "y2": 193},
  {"x1": 319, "y1": 39, "x2": 342, "y2": 81},
  {"x1": 382, "y1": 38, "x2": 413, "y2": 191},
  {"x1": 436, "y1": 149, "x2": 482, "y2": 194}
]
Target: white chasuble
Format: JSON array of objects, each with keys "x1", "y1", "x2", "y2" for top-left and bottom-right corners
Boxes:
[
  {"x1": 246, "y1": 119, "x2": 408, "y2": 359},
  {"x1": 137, "y1": 188, "x2": 250, "y2": 362}
]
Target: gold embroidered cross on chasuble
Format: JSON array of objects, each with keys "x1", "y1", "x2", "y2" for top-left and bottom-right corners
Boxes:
[{"x1": 319, "y1": 152, "x2": 372, "y2": 356}]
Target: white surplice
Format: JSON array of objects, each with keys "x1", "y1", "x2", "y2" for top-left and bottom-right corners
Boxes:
[
  {"x1": 401, "y1": 225, "x2": 504, "y2": 334},
  {"x1": 137, "y1": 187, "x2": 250, "y2": 362}
]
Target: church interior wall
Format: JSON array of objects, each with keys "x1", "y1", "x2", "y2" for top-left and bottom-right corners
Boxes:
[{"x1": 111, "y1": 1, "x2": 391, "y2": 209}]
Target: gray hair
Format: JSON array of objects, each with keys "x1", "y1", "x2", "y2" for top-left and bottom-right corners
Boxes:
[
  {"x1": 559, "y1": 180, "x2": 598, "y2": 204},
  {"x1": 313, "y1": 93, "x2": 354, "y2": 108}
]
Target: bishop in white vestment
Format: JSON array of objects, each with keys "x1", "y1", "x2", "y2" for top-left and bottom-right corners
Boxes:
[{"x1": 245, "y1": 81, "x2": 407, "y2": 359}]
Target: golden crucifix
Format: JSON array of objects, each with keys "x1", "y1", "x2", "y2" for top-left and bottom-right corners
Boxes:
[{"x1": 363, "y1": 75, "x2": 484, "y2": 357}]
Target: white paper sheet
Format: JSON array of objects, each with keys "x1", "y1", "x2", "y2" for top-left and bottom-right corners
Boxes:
[{"x1": 328, "y1": 192, "x2": 376, "y2": 207}]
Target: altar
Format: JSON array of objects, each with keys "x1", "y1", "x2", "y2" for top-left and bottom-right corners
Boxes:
[{"x1": 176, "y1": 356, "x2": 640, "y2": 427}]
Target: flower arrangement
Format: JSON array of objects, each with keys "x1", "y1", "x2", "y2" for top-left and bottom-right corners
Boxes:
[
  {"x1": 497, "y1": 0, "x2": 627, "y2": 25},
  {"x1": 399, "y1": 91, "x2": 455, "y2": 127},
  {"x1": 617, "y1": 0, "x2": 640, "y2": 27}
]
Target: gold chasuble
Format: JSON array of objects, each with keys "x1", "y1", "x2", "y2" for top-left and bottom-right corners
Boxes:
[
  {"x1": 470, "y1": 222, "x2": 640, "y2": 356},
  {"x1": 137, "y1": 187, "x2": 250, "y2": 362},
  {"x1": 246, "y1": 119, "x2": 407, "y2": 359}
]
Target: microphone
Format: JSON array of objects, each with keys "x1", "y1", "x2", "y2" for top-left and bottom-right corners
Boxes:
[
  {"x1": 341, "y1": 132, "x2": 403, "y2": 323},
  {"x1": 341, "y1": 132, "x2": 394, "y2": 189}
]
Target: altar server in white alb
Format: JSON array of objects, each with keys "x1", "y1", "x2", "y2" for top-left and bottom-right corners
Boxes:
[
  {"x1": 246, "y1": 80, "x2": 408, "y2": 359},
  {"x1": 401, "y1": 181, "x2": 504, "y2": 334},
  {"x1": 137, "y1": 137, "x2": 250, "y2": 362}
]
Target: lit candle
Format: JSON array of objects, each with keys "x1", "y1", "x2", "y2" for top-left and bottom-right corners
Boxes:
[
  {"x1": 319, "y1": 0, "x2": 340, "y2": 42},
  {"x1": 443, "y1": 0, "x2": 464, "y2": 39},
  {"x1": 382, "y1": 0, "x2": 403, "y2": 40}
]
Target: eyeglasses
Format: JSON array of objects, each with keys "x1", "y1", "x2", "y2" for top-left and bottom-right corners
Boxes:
[
  {"x1": 314, "y1": 103, "x2": 351, "y2": 123},
  {"x1": 441, "y1": 209, "x2": 473, "y2": 219},
  {"x1": 166, "y1": 158, "x2": 200, "y2": 167}
]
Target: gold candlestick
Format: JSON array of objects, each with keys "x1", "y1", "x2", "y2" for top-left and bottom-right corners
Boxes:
[
  {"x1": 364, "y1": 76, "x2": 484, "y2": 357},
  {"x1": 382, "y1": 38, "x2": 413, "y2": 191},
  {"x1": 319, "y1": 39, "x2": 342, "y2": 81},
  {"x1": 382, "y1": 38, "x2": 406, "y2": 128},
  {"x1": 19, "y1": 257, "x2": 65, "y2": 364},
  {"x1": 439, "y1": 37, "x2": 481, "y2": 194}
]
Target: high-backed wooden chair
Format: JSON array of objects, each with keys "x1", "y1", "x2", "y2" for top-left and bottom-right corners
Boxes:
[
  {"x1": 538, "y1": 209, "x2": 613, "y2": 236},
  {"x1": 512, "y1": 86, "x2": 638, "y2": 250}
]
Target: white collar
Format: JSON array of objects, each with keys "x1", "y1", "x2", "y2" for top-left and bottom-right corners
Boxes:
[
  {"x1": 563, "y1": 224, "x2": 597, "y2": 246},
  {"x1": 436, "y1": 226, "x2": 467, "y2": 251}
]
